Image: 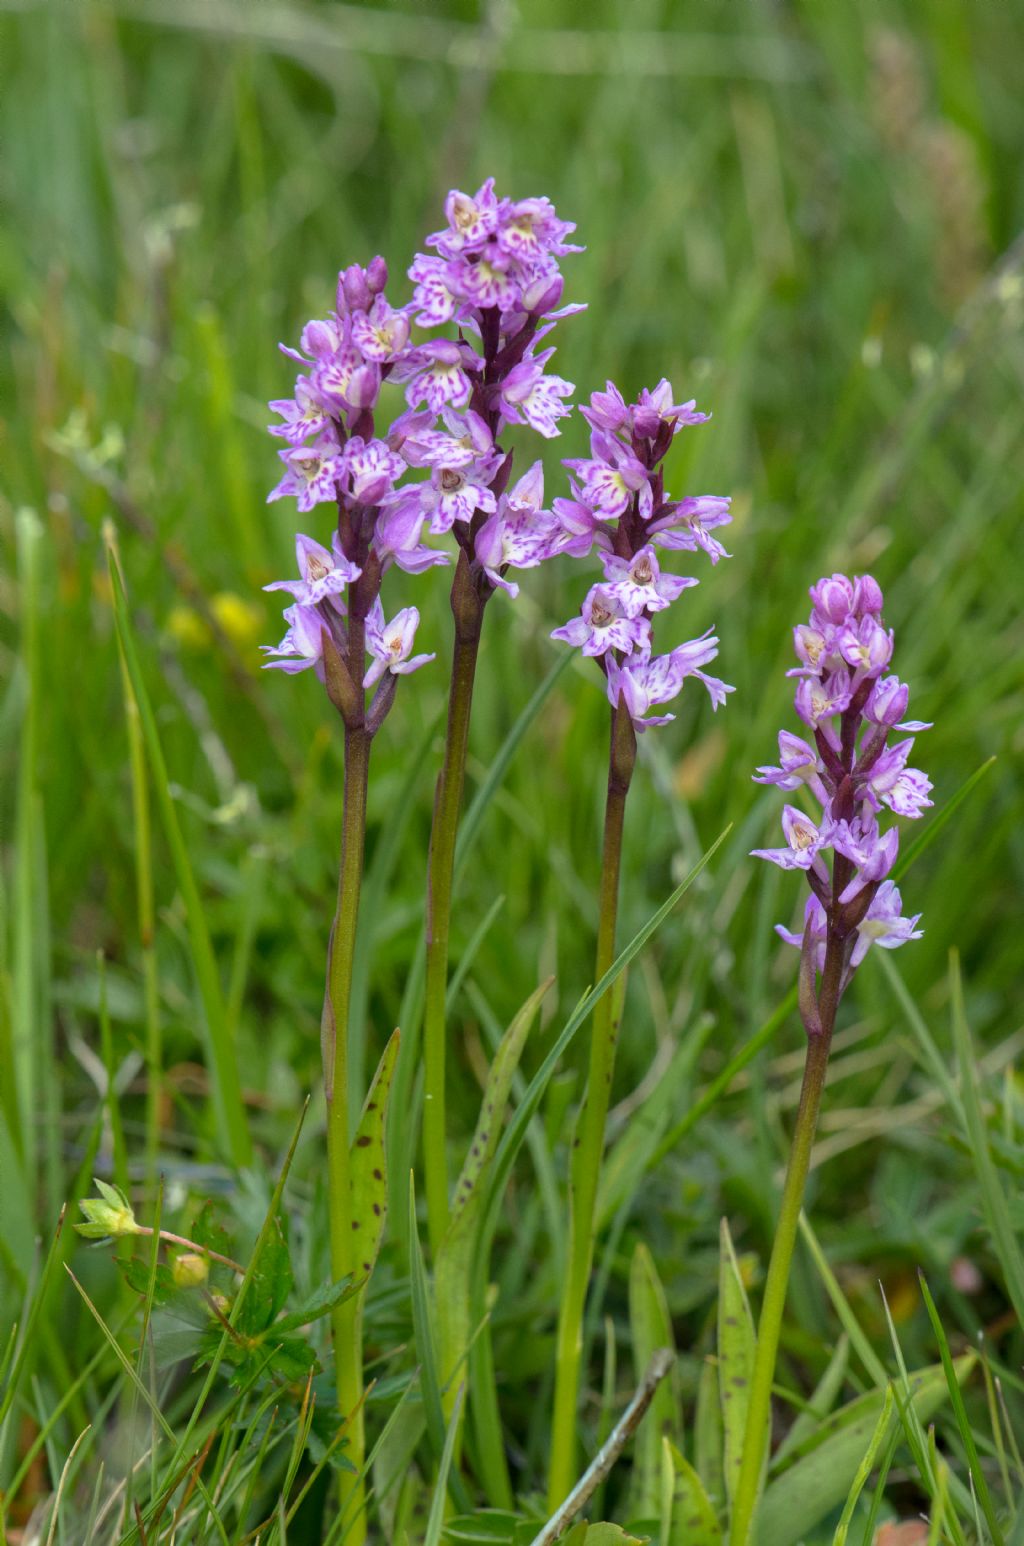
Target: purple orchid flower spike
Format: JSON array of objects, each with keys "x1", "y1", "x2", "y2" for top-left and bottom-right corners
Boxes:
[
  {"x1": 362, "y1": 597, "x2": 434, "y2": 688},
  {"x1": 752, "y1": 571, "x2": 928, "y2": 1014},
  {"x1": 550, "y1": 378, "x2": 734, "y2": 730},
  {"x1": 547, "y1": 376, "x2": 734, "y2": 1499},
  {"x1": 732, "y1": 572, "x2": 932, "y2": 1544}
]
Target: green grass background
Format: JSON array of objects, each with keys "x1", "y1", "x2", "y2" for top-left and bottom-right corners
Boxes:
[{"x1": 2, "y1": 0, "x2": 1023, "y2": 1536}]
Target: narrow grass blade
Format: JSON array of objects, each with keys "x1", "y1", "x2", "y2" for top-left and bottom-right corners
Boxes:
[
  {"x1": 919, "y1": 1271, "x2": 1005, "y2": 1545},
  {"x1": 892, "y1": 756, "x2": 996, "y2": 882},
  {"x1": 950, "y1": 950, "x2": 1024, "y2": 1326},
  {"x1": 797, "y1": 1214, "x2": 888, "y2": 1387},
  {"x1": 435, "y1": 981, "x2": 551, "y2": 1419},
  {"x1": 481, "y1": 826, "x2": 731, "y2": 1250},
  {"x1": 108, "y1": 556, "x2": 250, "y2": 1168},
  {"x1": 829, "y1": 1382, "x2": 893, "y2": 1545},
  {"x1": 423, "y1": 1385, "x2": 466, "y2": 1546}
]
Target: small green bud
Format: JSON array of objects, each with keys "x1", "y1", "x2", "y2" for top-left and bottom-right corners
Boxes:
[
  {"x1": 171, "y1": 1252, "x2": 209, "y2": 1288},
  {"x1": 208, "y1": 1291, "x2": 231, "y2": 1317},
  {"x1": 76, "y1": 1179, "x2": 140, "y2": 1240}
]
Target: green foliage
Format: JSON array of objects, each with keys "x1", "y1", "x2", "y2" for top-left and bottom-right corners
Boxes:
[{"x1": 2, "y1": 0, "x2": 1023, "y2": 1538}]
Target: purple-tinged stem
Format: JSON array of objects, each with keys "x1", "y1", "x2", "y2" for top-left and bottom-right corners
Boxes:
[
  {"x1": 324, "y1": 601, "x2": 371, "y2": 1540},
  {"x1": 548, "y1": 696, "x2": 637, "y2": 1507},
  {"x1": 727, "y1": 933, "x2": 843, "y2": 1546},
  {"x1": 423, "y1": 551, "x2": 485, "y2": 1255}
]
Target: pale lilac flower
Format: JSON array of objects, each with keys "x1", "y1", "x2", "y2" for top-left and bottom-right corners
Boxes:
[
  {"x1": 429, "y1": 178, "x2": 501, "y2": 257},
  {"x1": 343, "y1": 438, "x2": 406, "y2": 506},
  {"x1": 497, "y1": 195, "x2": 581, "y2": 261},
  {"x1": 753, "y1": 571, "x2": 926, "y2": 1012},
  {"x1": 415, "y1": 463, "x2": 498, "y2": 535},
  {"x1": 599, "y1": 545, "x2": 696, "y2": 617},
  {"x1": 775, "y1": 893, "x2": 828, "y2": 969},
  {"x1": 455, "y1": 245, "x2": 522, "y2": 311},
  {"x1": 752, "y1": 805, "x2": 833, "y2": 881},
  {"x1": 865, "y1": 675, "x2": 933, "y2": 732},
  {"x1": 565, "y1": 431, "x2": 651, "y2": 519},
  {"x1": 373, "y1": 500, "x2": 450, "y2": 574},
  {"x1": 264, "y1": 533, "x2": 360, "y2": 610},
  {"x1": 850, "y1": 881, "x2": 923, "y2": 967},
  {"x1": 472, "y1": 466, "x2": 565, "y2": 594},
  {"x1": 396, "y1": 408, "x2": 494, "y2": 470},
  {"x1": 393, "y1": 340, "x2": 481, "y2": 415},
  {"x1": 794, "y1": 671, "x2": 853, "y2": 732},
  {"x1": 314, "y1": 346, "x2": 381, "y2": 414},
  {"x1": 280, "y1": 315, "x2": 343, "y2": 366},
  {"x1": 268, "y1": 376, "x2": 331, "y2": 445},
  {"x1": 787, "y1": 622, "x2": 836, "y2": 679},
  {"x1": 579, "y1": 381, "x2": 629, "y2": 434},
  {"x1": 649, "y1": 496, "x2": 733, "y2": 563},
  {"x1": 551, "y1": 585, "x2": 650, "y2": 658},
  {"x1": 831, "y1": 817, "x2": 899, "y2": 902},
  {"x1": 408, "y1": 252, "x2": 458, "y2": 325},
  {"x1": 261, "y1": 603, "x2": 326, "y2": 676},
  {"x1": 630, "y1": 381, "x2": 710, "y2": 440},
  {"x1": 552, "y1": 491, "x2": 614, "y2": 558},
  {"x1": 363, "y1": 598, "x2": 435, "y2": 688},
  {"x1": 860, "y1": 740, "x2": 934, "y2": 819},
  {"x1": 267, "y1": 436, "x2": 344, "y2": 513},
  {"x1": 605, "y1": 632, "x2": 731, "y2": 730},
  {"x1": 498, "y1": 351, "x2": 575, "y2": 438},
  {"x1": 809, "y1": 573, "x2": 856, "y2": 627},
  {"x1": 754, "y1": 730, "x2": 829, "y2": 805},
  {"x1": 837, "y1": 615, "x2": 894, "y2": 680},
  {"x1": 350, "y1": 294, "x2": 411, "y2": 363}
]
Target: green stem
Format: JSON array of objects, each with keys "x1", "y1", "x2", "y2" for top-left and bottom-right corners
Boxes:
[
  {"x1": 325, "y1": 716, "x2": 371, "y2": 1539},
  {"x1": 548, "y1": 698, "x2": 636, "y2": 1509},
  {"x1": 423, "y1": 552, "x2": 485, "y2": 1256},
  {"x1": 727, "y1": 934, "x2": 844, "y2": 1546}
]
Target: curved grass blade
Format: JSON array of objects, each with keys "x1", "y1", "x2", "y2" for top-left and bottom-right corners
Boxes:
[
  {"x1": 829, "y1": 1382, "x2": 893, "y2": 1545},
  {"x1": 919, "y1": 1270, "x2": 1005, "y2": 1546},
  {"x1": 108, "y1": 556, "x2": 250, "y2": 1168},
  {"x1": 479, "y1": 825, "x2": 731, "y2": 1253}
]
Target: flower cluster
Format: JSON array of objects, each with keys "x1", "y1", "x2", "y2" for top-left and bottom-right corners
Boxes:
[
  {"x1": 550, "y1": 379, "x2": 734, "y2": 731},
  {"x1": 262, "y1": 180, "x2": 584, "y2": 718},
  {"x1": 753, "y1": 574, "x2": 930, "y2": 1001}
]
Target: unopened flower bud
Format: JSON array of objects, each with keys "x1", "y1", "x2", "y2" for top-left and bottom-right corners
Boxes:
[
  {"x1": 366, "y1": 254, "x2": 388, "y2": 294},
  {"x1": 76, "y1": 1180, "x2": 141, "y2": 1240},
  {"x1": 522, "y1": 271, "x2": 563, "y2": 315},
  {"x1": 340, "y1": 263, "x2": 371, "y2": 314},
  {"x1": 172, "y1": 1252, "x2": 209, "y2": 1289},
  {"x1": 853, "y1": 573, "x2": 884, "y2": 615},
  {"x1": 209, "y1": 1291, "x2": 231, "y2": 1316}
]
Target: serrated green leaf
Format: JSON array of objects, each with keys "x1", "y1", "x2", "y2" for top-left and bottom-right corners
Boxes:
[
  {"x1": 349, "y1": 1027, "x2": 400, "y2": 1282},
  {"x1": 121, "y1": 1258, "x2": 180, "y2": 1307},
  {"x1": 190, "y1": 1200, "x2": 234, "y2": 1264},
  {"x1": 717, "y1": 1217, "x2": 758, "y2": 1514},
  {"x1": 436, "y1": 981, "x2": 551, "y2": 1414},
  {"x1": 757, "y1": 1356, "x2": 974, "y2": 1546},
  {"x1": 235, "y1": 1214, "x2": 292, "y2": 1337},
  {"x1": 271, "y1": 1275, "x2": 357, "y2": 1335},
  {"x1": 629, "y1": 1243, "x2": 679, "y2": 1519},
  {"x1": 661, "y1": 1437, "x2": 723, "y2": 1545}
]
